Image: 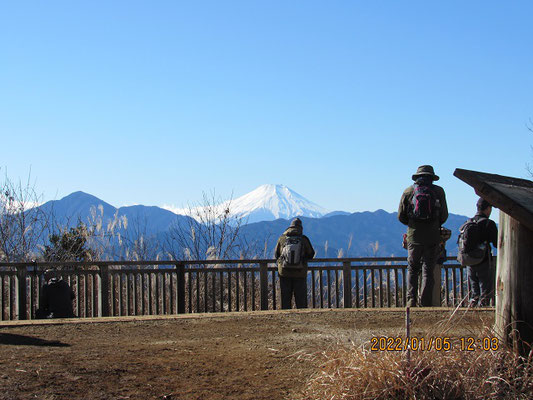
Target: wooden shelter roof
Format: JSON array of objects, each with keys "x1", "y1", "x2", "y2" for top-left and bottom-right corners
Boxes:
[{"x1": 454, "y1": 168, "x2": 533, "y2": 231}]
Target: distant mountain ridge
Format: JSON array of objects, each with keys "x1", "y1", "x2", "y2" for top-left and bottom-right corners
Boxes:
[
  {"x1": 35, "y1": 190, "x2": 470, "y2": 259},
  {"x1": 39, "y1": 191, "x2": 192, "y2": 237},
  {"x1": 39, "y1": 191, "x2": 116, "y2": 220},
  {"x1": 240, "y1": 210, "x2": 467, "y2": 258}
]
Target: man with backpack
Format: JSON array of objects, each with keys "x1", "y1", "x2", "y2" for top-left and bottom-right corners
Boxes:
[
  {"x1": 398, "y1": 165, "x2": 448, "y2": 307},
  {"x1": 459, "y1": 198, "x2": 498, "y2": 307},
  {"x1": 275, "y1": 218, "x2": 315, "y2": 309}
]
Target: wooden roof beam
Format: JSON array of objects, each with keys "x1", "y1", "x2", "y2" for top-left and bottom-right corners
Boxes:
[{"x1": 453, "y1": 168, "x2": 533, "y2": 232}]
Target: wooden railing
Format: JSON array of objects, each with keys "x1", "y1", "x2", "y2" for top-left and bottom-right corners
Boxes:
[{"x1": 0, "y1": 257, "x2": 470, "y2": 321}]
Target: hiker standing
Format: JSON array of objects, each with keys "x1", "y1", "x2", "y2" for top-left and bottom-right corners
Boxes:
[
  {"x1": 398, "y1": 165, "x2": 448, "y2": 307},
  {"x1": 460, "y1": 198, "x2": 498, "y2": 307},
  {"x1": 275, "y1": 218, "x2": 315, "y2": 309},
  {"x1": 36, "y1": 269, "x2": 76, "y2": 318}
]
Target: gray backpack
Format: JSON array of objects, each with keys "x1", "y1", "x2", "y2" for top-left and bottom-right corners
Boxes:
[
  {"x1": 280, "y1": 236, "x2": 304, "y2": 269},
  {"x1": 457, "y1": 218, "x2": 487, "y2": 266}
]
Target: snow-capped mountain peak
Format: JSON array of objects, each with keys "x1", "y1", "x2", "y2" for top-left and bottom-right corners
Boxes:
[
  {"x1": 166, "y1": 184, "x2": 328, "y2": 224},
  {"x1": 164, "y1": 184, "x2": 327, "y2": 224},
  {"x1": 227, "y1": 184, "x2": 327, "y2": 223}
]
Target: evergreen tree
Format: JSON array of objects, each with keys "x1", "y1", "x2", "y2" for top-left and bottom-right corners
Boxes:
[{"x1": 43, "y1": 222, "x2": 94, "y2": 262}]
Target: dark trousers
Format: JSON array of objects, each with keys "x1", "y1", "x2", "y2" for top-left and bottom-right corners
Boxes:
[
  {"x1": 467, "y1": 257, "x2": 494, "y2": 306},
  {"x1": 407, "y1": 243, "x2": 439, "y2": 307},
  {"x1": 279, "y1": 276, "x2": 308, "y2": 309}
]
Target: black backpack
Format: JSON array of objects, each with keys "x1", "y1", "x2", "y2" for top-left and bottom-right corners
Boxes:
[
  {"x1": 409, "y1": 183, "x2": 437, "y2": 221},
  {"x1": 457, "y1": 217, "x2": 487, "y2": 266}
]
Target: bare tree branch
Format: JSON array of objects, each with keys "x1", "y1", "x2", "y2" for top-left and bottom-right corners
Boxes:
[
  {"x1": 0, "y1": 169, "x2": 52, "y2": 261},
  {"x1": 162, "y1": 190, "x2": 258, "y2": 262}
]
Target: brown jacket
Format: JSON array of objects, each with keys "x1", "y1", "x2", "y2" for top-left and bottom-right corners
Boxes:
[
  {"x1": 274, "y1": 226, "x2": 315, "y2": 278},
  {"x1": 398, "y1": 183, "x2": 448, "y2": 245}
]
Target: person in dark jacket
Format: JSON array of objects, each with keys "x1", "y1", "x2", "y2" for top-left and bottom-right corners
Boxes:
[
  {"x1": 398, "y1": 165, "x2": 448, "y2": 307},
  {"x1": 36, "y1": 269, "x2": 75, "y2": 318},
  {"x1": 274, "y1": 218, "x2": 315, "y2": 309},
  {"x1": 467, "y1": 198, "x2": 498, "y2": 307}
]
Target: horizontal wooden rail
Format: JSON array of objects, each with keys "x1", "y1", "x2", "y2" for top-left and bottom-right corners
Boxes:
[
  {"x1": 0, "y1": 257, "x2": 473, "y2": 321},
  {"x1": 0, "y1": 256, "x2": 435, "y2": 268}
]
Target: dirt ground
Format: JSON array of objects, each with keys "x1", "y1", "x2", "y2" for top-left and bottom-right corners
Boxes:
[{"x1": 0, "y1": 308, "x2": 494, "y2": 400}]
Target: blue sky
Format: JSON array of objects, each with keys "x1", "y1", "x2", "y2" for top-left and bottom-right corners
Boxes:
[{"x1": 1, "y1": 1, "x2": 532, "y2": 218}]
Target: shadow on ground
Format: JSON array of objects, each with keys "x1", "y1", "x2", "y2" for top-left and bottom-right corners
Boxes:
[{"x1": 0, "y1": 333, "x2": 70, "y2": 347}]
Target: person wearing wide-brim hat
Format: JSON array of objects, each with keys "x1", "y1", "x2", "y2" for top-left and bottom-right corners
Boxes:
[
  {"x1": 398, "y1": 165, "x2": 448, "y2": 307},
  {"x1": 411, "y1": 165, "x2": 440, "y2": 181}
]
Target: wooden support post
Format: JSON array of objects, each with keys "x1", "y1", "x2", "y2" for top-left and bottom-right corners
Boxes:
[
  {"x1": 99, "y1": 265, "x2": 110, "y2": 317},
  {"x1": 176, "y1": 263, "x2": 185, "y2": 314},
  {"x1": 495, "y1": 213, "x2": 533, "y2": 356},
  {"x1": 17, "y1": 266, "x2": 27, "y2": 320},
  {"x1": 342, "y1": 262, "x2": 352, "y2": 308},
  {"x1": 259, "y1": 262, "x2": 269, "y2": 310}
]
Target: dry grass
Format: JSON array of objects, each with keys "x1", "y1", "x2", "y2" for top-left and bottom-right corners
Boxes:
[
  {"x1": 302, "y1": 348, "x2": 533, "y2": 400},
  {"x1": 299, "y1": 311, "x2": 533, "y2": 400},
  {"x1": 301, "y1": 345, "x2": 533, "y2": 399}
]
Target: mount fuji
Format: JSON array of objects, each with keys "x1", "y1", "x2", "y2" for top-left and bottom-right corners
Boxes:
[
  {"x1": 167, "y1": 184, "x2": 328, "y2": 224},
  {"x1": 224, "y1": 184, "x2": 328, "y2": 223}
]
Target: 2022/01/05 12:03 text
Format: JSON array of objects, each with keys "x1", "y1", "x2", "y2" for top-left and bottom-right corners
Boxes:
[{"x1": 370, "y1": 337, "x2": 500, "y2": 352}]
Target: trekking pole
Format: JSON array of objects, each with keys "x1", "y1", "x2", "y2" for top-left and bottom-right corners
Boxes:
[{"x1": 406, "y1": 306, "x2": 411, "y2": 368}]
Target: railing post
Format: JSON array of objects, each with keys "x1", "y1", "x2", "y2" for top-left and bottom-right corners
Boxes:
[
  {"x1": 259, "y1": 262, "x2": 269, "y2": 310},
  {"x1": 99, "y1": 264, "x2": 110, "y2": 317},
  {"x1": 17, "y1": 266, "x2": 28, "y2": 320},
  {"x1": 342, "y1": 262, "x2": 352, "y2": 308},
  {"x1": 176, "y1": 263, "x2": 185, "y2": 314}
]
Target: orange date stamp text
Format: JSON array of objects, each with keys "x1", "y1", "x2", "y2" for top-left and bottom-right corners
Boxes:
[{"x1": 370, "y1": 336, "x2": 499, "y2": 352}]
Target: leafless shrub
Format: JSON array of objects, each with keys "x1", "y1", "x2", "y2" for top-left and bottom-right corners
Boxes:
[
  {"x1": 162, "y1": 191, "x2": 268, "y2": 312},
  {"x1": 83, "y1": 205, "x2": 127, "y2": 260},
  {"x1": 118, "y1": 213, "x2": 163, "y2": 261},
  {"x1": 0, "y1": 169, "x2": 51, "y2": 261},
  {"x1": 163, "y1": 191, "x2": 257, "y2": 261}
]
